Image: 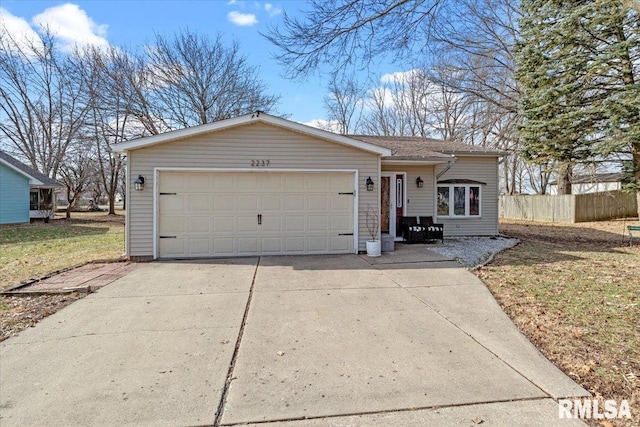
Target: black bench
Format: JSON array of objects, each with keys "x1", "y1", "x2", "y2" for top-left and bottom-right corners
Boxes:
[{"x1": 400, "y1": 216, "x2": 444, "y2": 244}]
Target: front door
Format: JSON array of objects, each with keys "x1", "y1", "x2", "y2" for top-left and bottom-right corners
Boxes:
[{"x1": 381, "y1": 173, "x2": 406, "y2": 241}]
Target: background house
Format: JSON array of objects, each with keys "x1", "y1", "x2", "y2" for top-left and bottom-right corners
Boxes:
[
  {"x1": 0, "y1": 150, "x2": 62, "y2": 224},
  {"x1": 548, "y1": 172, "x2": 624, "y2": 195}
]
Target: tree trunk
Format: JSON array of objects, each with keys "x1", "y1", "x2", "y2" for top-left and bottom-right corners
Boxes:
[
  {"x1": 556, "y1": 163, "x2": 573, "y2": 195},
  {"x1": 637, "y1": 190, "x2": 640, "y2": 220}
]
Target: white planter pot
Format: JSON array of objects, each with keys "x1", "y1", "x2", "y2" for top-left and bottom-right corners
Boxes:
[{"x1": 366, "y1": 240, "x2": 382, "y2": 257}]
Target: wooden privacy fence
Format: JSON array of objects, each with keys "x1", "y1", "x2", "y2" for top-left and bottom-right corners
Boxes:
[{"x1": 500, "y1": 190, "x2": 638, "y2": 223}]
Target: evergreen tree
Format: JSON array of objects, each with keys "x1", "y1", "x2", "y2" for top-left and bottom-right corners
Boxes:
[{"x1": 516, "y1": 0, "x2": 639, "y2": 202}]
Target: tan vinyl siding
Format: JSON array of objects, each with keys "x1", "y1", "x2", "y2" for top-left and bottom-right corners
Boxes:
[
  {"x1": 128, "y1": 122, "x2": 378, "y2": 256},
  {"x1": 434, "y1": 156, "x2": 500, "y2": 236}
]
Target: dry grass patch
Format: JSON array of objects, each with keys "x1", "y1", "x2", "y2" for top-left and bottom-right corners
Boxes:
[
  {"x1": 476, "y1": 219, "x2": 639, "y2": 426},
  {"x1": 0, "y1": 212, "x2": 125, "y2": 290}
]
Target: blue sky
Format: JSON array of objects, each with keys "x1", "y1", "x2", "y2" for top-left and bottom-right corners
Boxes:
[{"x1": 0, "y1": 0, "x2": 394, "y2": 125}]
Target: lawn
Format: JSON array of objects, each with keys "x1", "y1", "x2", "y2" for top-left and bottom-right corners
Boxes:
[
  {"x1": 476, "y1": 219, "x2": 639, "y2": 426},
  {"x1": 0, "y1": 212, "x2": 125, "y2": 290}
]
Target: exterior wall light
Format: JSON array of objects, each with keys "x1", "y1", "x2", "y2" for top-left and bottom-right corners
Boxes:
[
  {"x1": 416, "y1": 176, "x2": 424, "y2": 188},
  {"x1": 134, "y1": 175, "x2": 145, "y2": 191},
  {"x1": 366, "y1": 176, "x2": 374, "y2": 191}
]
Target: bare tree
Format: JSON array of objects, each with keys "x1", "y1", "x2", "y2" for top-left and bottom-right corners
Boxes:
[
  {"x1": 264, "y1": 0, "x2": 444, "y2": 79},
  {"x1": 58, "y1": 147, "x2": 93, "y2": 218},
  {"x1": 0, "y1": 30, "x2": 90, "y2": 178},
  {"x1": 323, "y1": 73, "x2": 366, "y2": 134},
  {"x1": 81, "y1": 46, "x2": 131, "y2": 214},
  {"x1": 145, "y1": 30, "x2": 280, "y2": 128}
]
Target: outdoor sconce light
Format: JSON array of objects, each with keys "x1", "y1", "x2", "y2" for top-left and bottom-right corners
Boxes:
[
  {"x1": 366, "y1": 176, "x2": 374, "y2": 191},
  {"x1": 416, "y1": 176, "x2": 424, "y2": 188},
  {"x1": 134, "y1": 175, "x2": 145, "y2": 191}
]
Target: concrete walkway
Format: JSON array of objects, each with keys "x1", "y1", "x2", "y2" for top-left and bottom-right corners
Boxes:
[{"x1": 0, "y1": 251, "x2": 589, "y2": 426}]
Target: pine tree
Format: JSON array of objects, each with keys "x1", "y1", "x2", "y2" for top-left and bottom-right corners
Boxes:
[{"x1": 516, "y1": 0, "x2": 639, "y2": 203}]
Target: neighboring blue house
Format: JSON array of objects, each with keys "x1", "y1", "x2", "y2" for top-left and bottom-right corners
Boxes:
[{"x1": 0, "y1": 150, "x2": 62, "y2": 224}]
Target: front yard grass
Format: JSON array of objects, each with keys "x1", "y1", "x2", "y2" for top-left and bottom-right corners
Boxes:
[
  {"x1": 0, "y1": 212, "x2": 125, "y2": 290},
  {"x1": 476, "y1": 219, "x2": 639, "y2": 426}
]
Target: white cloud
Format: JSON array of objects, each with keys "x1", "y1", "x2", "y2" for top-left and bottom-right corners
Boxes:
[
  {"x1": 227, "y1": 10, "x2": 258, "y2": 26},
  {"x1": 0, "y1": 8, "x2": 43, "y2": 54},
  {"x1": 32, "y1": 3, "x2": 109, "y2": 52},
  {"x1": 379, "y1": 69, "x2": 423, "y2": 85},
  {"x1": 303, "y1": 119, "x2": 342, "y2": 133},
  {"x1": 264, "y1": 3, "x2": 282, "y2": 16},
  {"x1": 227, "y1": 0, "x2": 237, "y2": 4}
]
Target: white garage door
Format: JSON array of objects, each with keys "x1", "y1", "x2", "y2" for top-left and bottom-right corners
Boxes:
[{"x1": 157, "y1": 171, "x2": 355, "y2": 258}]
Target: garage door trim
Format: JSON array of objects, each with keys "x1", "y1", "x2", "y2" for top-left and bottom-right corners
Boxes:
[{"x1": 152, "y1": 167, "x2": 360, "y2": 259}]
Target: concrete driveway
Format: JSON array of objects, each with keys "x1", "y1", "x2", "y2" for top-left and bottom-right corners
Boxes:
[{"x1": 0, "y1": 250, "x2": 589, "y2": 426}]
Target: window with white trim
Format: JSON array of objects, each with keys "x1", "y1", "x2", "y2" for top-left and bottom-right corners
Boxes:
[{"x1": 437, "y1": 185, "x2": 481, "y2": 217}]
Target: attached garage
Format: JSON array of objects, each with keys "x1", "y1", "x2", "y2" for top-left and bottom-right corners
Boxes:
[
  {"x1": 157, "y1": 171, "x2": 356, "y2": 258},
  {"x1": 113, "y1": 113, "x2": 389, "y2": 260}
]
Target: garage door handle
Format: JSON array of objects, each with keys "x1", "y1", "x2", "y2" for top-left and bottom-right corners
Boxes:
[
  {"x1": 257, "y1": 214, "x2": 262, "y2": 225},
  {"x1": 339, "y1": 233, "x2": 354, "y2": 236},
  {"x1": 159, "y1": 235, "x2": 177, "y2": 239}
]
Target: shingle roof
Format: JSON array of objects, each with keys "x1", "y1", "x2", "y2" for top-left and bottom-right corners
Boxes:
[
  {"x1": 0, "y1": 150, "x2": 62, "y2": 187},
  {"x1": 349, "y1": 135, "x2": 505, "y2": 160}
]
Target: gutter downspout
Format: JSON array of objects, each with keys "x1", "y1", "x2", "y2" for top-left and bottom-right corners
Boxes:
[{"x1": 436, "y1": 155, "x2": 456, "y2": 180}]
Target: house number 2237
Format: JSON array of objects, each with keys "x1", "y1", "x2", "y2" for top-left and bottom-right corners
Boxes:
[{"x1": 251, "y1": 160, "x2": 270, "y2": 167}]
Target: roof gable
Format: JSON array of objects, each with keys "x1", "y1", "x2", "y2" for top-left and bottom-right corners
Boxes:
[
  {"x1": 111, "y1": 113, "x2": 391, "y2": 156},
  {"x1": 0, "y1": 150, "x2": 61, "y2": 187}
]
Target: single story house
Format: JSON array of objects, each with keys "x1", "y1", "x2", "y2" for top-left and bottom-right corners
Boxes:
[
  {"x1": 0, "y1": 150, "x2": 62, "y2": 225},
  {"x1": 548, "y1": 172, "x2": 625, "y2": 195},
  {"x1": 112, "y1": 113, "x2": 503, "y2": 260}
]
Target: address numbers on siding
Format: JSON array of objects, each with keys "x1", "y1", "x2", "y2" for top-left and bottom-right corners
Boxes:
[{"x1": 250, "y1": 160, "x2": 270, "y2": 167}]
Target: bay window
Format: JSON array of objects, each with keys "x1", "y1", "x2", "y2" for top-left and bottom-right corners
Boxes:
[{"x1": 437, "y1": 184, "x2": 481, "y2": 217}]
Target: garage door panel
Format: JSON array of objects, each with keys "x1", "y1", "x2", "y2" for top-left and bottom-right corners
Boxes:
[
  {"x1": 284, "y1": 194, "x2": 305, "y2": 211},
  {"x1": 213, "y1": 175, "x2": 235, "y2": 191},
  {"x1": 308, "y1": 236, "x2": 329, "y2": 251},
  {"x1": 237, "y1": 174, "x2": 258, "y2": 190},
  {"x1": 261, "y1": 237, "x2": 283, "y2": 253},
  {"x1": 189, "y1": 238, "x2": 210, "y2": 255},
  {"x1": 307, "y1": 195, "x2": 328, "y2": 210},
  {"x1": 261, "y1": 194, "x2": 283, "y2": 211},
  {"x1": 159, "y1": 195, "x2": 185, "y2": 213},
  {"x1": 237, "y1": 237, "x2": 258, "y2": 253},
  {"x1": 237, "y1": 194, "x2": 258, "y2": 211},
  {"x1": 213, "y1": 216, "x2": 234, "y2": 233},
  {"x1": 159, "y1": 238, "x2": 185, "y2": 258},
  {"x1": 284, "y1": 175, "x2": 305, "y2": 190},
  {"x1": 237, "y1": 216, "x2": 259, "y2": 232},
  {"x1": 213, "y1": 238, "x2": 234, "y2": 255},
  {"x1": 159, "y1": 215, "x2": 185, "y2": 234},
  {"x1": 330, "y1": 215, "x2": 352, "y2": 231},
  {"x1": 187, "y1": 194, "x2": 210, "y2": 212},
  {"x1": 284, "y1": 216, "x2": 305, "y2": 232},
  {"x1": 158, "y1": 171, "x2": 354, "y2": 258},
  {"x1": 213, "y1": 194, "x2": 235, "y2": 212},
  {"x1": 188, "y1": 216, "x2": 211, "y2": 233},
  {"x1": 331, "y1": 235, "x2": 352, "y2": 251},
  {"x1": 330, "y1": 194, "x2": 353, "y2": 211},
  {"x1": 161, "y1": 173, "x2": 187, "y2": 193},
  {"x1": 187, "y1": 174, "x2": 211, "y2": 192},
  {"x1": 285, "y1": 237, "x2": 305, "y2": 252}
]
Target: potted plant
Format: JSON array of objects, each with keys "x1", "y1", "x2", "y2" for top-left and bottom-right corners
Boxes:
[{"x1": 365, "y1": 205, "x2": 381, "y2": 257}]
